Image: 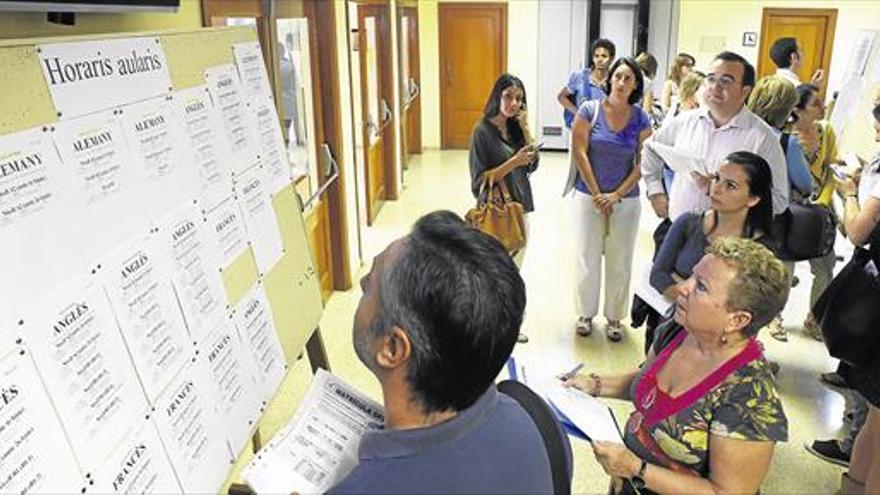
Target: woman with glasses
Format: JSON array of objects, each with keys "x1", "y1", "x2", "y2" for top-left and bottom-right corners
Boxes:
[
  {"x1": 567, "y1": 57, "x2": 652, "y2": 341},
  {"x1": 564, "y1": 236, "x2": 789, "y2": 494},
  {"x1": 650, "y1": 152, "x2": 776, "y2": 303}
]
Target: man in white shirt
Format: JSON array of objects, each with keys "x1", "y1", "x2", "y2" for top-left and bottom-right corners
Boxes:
[
  {"x1": 769, "y1": 37, "x2": 824, "y2": 87},
  {"x1": 642, "y1": 51, "x2": 789, "y2": 220}
]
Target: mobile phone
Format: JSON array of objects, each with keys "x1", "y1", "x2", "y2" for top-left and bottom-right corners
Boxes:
[{"x1": 534, "y1": 140, "x2": 546, "y2": 150}]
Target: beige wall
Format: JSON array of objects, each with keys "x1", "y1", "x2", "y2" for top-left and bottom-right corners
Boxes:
[
  {"x1": 418, "y1": 0, "x2": 540, "y2": 149},
  {"x1": 677, "y1": 0, "x2": 880, "y2": 155},
  {"x1": 0, "y1": 0, "x2": 202, "y2": 38}
]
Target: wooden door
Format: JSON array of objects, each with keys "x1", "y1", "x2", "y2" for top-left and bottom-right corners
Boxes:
[
  {"x1": 757, "y1": 8, "x2": 837, "y2": 97},
  {"x1": 358, "y1": 3, "x2": 395, "y2": 224},
  {"x1": 439, "y1": 3, "x2": 506, "y2": 149},
  {"x1": 398, "y1": 4, "x2": 421, "y2": 167}
]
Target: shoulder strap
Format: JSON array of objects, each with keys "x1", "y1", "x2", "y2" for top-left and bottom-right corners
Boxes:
[
  {"x1": 780, "y1": 132, "x2": 790, "y2": 155},
  {"x1": 497, "y1": 381, "x2": 572, "y2": 495}
]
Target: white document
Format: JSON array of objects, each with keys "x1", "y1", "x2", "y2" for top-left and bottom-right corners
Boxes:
[
  {"x1": 100, "y1": 234, "x2": 191, "y2": 403},
  {"x1": 545, "y1": 382, "x2": 624, "y2": 444},
  {"x1": 846, "y1": 30, "x2": 877, "y2": 77},
  {"x1": 119, "y1": 95, "x2": 183, "y2": 180},
  {"x1": 633, "y1": 264, "x2": 674, "y2": 314},
  {"x1": 151, "y1": 360, "x2": 230, "y2": 494},
  {"x1": 235, "y1": 164, "x2": 284, "y2": 274},
  {"x1": 647, "y1": 141, "x2": 708, "y2": 176},
  {"x1": 197, "y1": 315, "x2": 262, "y2": 456},
  {"x1": 174, "y1": 85, "x2": 234, "y2": 210},
  {"x1": 0, "y1": 126, "x2": 63, "y2": 230},
  {"x1": 23, "y1": 277, "x2": 148, "y2": 472},
  {"x1": 830, "y1": 76, "x2": 866, "y2": 135},
  {"x1": 233, "y1": 283, "x2": 286, "y2": 401},
  {"x1": 253, "y1": 99, "x2": 293, "y2": 194},
  {"x1": 205, "y1": 64, "x2": 259, "y2": 176},
  {"x1": 0, "y1": 348, "x2": 84, "y2": 493},
  {"x1": 37, "y1": 36, "x2": 172, "y2": 119},
  {"x1": 155, "y1": 203, "x2": 227, "y2": 341},
  {"x1": 53, "y1": 110, "x2": 134, "y2": 207},
  {"x1": 233, "y1": 41, "x2": 275, "y2": 103},
  {"x1": 89, "y1": 416, "x2": 183, "y2": 494},
  {"x1": 204, "y1": 197, "x2": 248, "y2": 269},
  {"x1": 242, "y1": 369, "x2": 384, "y2": 494}
]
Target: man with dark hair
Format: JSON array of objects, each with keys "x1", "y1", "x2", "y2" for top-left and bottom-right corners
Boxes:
[
  {"x1": 642, "y1": 50, "x2": 789, "y2": 221},
  {"x1": 328, "y1": 211, "x2": 571, "y2": 494},
  {"x1": 558, "y1": 38, "x2": 616, "y2": 128},
  {"x1": 769, "y1": 36, "x2": 824, "y2": 86}
]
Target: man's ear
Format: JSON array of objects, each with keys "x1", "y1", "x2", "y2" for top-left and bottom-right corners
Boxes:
[
  {"x1": 375, "y1": 326, "x2": 412, "y2": 370},
  {"x1": 741, "y1": 85, "x2": 753, "y2": 101}
]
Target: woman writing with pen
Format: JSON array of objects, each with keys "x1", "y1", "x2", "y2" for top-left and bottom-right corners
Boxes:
[{"x1": 563, "y1": 237, "x2": 789, "y2": 494}]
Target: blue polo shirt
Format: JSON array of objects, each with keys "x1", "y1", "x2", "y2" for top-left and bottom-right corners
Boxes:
[{"x1": 328, "y1": 386, "x2": 569, "y2": 494}]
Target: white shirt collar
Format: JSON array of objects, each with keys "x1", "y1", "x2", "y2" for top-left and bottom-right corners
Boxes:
[{"x1": 776, "y1": 68, "x2": 801, "y2": 86}]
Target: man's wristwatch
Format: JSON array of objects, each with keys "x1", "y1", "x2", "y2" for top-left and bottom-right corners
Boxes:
[{"x1": 631, "y1": 459, "x2": 648, "y2": 490}]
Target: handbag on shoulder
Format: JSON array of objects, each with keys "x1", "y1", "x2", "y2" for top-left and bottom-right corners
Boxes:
[
  {"x1": 466, "y1": 177, "x2": 526, "y2": 254},
  {"x1": 812, "y1": 244, "x2": 880, "y2": 367},
  {"x1": 770, "y1": 202, "x2": 837, "y2": 261}
]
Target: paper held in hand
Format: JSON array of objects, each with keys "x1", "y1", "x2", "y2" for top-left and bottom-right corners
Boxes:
[
  {"x1": 544, "y1": 381, "x2": 624, "y2": 444},
  {"x1": 647, "y1": 141, "x2": 709, "y2": 177},
  {"x1": 242, "y1": 369, "x2": 385, "y2": 494}
]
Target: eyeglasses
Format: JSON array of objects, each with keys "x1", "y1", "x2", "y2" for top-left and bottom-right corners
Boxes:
[{"x1": 704, "y1": 74, "x2": 737, "y2": 88}]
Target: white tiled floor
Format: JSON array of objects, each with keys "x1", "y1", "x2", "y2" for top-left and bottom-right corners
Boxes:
[{"x1": 266, "y1": 149, "x2": 852, "y2": 493}]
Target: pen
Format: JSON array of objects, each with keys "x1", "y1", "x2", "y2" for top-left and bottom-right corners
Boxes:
[{"x1": 559, "y1": 363, "x2": 584, "y2": 381}]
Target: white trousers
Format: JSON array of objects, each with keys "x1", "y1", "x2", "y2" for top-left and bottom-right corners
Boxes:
[{"x1": 573, "y1": 192, "x2": 641, "y2": 321}]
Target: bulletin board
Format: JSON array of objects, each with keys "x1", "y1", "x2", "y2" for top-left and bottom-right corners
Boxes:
[{"x1": 0, "y1": 26, "x2": 323, "y2": 493}]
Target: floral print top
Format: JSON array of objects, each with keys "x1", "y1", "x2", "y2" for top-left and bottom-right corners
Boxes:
[{"x1": 621, "y1": 323, "x2": 788, "y2": 493}]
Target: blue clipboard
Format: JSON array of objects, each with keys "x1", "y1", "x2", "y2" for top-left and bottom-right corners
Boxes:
[{"x1": 506, "y1": 357, "x2": 589, "y2": 441}]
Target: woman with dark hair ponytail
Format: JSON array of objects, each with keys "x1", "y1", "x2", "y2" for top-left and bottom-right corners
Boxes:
[{"x1": 649, "y1": 151, "x2": 775, "y2": 312}]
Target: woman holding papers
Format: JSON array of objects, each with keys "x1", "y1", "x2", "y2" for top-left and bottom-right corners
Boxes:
[
  {"x1": 791, "y1": 83, "x2": 842, "y2": 340},
  {"x1": 564, "y1": 237, "x2": 789, "y2": 495},
  {"x1": 648, "y1": 151, "x2": 775, "y2": 346},
  {"x1": 569, "y1": 57, "x2": 652, "y2": 342}
]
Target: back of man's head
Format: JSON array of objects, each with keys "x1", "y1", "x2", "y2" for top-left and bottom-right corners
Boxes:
[
  {"x1": 770, "y1": 37, "x2": 798, "y2": 69},
  {"x1": 381, "y1": 210, "x2": 525, "y2": 414},
  {"x1": 715, "y1": 50, "x2": 756, "y2": 88}
]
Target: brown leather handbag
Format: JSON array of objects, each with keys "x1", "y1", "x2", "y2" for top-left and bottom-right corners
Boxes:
[{"x1": 466, "y1": 177, "x2": 526, "y2": 253}]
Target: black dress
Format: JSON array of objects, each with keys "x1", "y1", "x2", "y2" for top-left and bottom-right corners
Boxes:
[{"x1": 468, "y1": 119, "x2": 538, "y2": 213}]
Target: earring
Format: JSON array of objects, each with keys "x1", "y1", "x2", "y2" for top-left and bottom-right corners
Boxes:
[{"x1": 719, "y1": 333, "x2": 729, "y2": 345}]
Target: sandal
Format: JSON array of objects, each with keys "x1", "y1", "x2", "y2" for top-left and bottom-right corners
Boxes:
[
  {"x1": 803, "y1": 313, "x2": 824, "y2": 342},
  {"x1": 575, "y1": 316, "x2": 592, "y2": 337},
  {"x1": 516, "y1": 332, "x2": 529, "y2": 344},
  {"x1": 768, "y1": 315, "x2": 787, "y2": 342},
  {"x1": 606, "y1": 320, "x2": 623, "y2": 342}
]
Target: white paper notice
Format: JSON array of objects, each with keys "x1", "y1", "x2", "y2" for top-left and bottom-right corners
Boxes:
[
  {"x1": 0, "y1": 126, "x2": 63, "y2": 230},
  {"x1": 100, "y1": 235, "x2": 191, "y2": 402},
  {"x1": 546, "y1": 384, "x2": 623, "y2": 444},
  {"x1": 204, "y1": 64, "x2": 258, "y2": 176},
  {"x1": 37, "y1": 36, "x2": 172, "y2": 119},
  {"x1": 89, "y1": 417, "x2": 182, "y2": 494},
  {"x1": 234, "y1": 165, "x2": 284, "y2": 274},
  {"x1": 204, "y1": 198, "x2": 248, "y2": 269},
  {"x1": 232, "y1": 42, "x2": 274, "y2": 102},
  {"x1": 119, "y1": 95, "x2": 184, "y2": 180},
  {"x1": 156, "y1": 204, "x2": 227, "y2": 341},
  {"x1": 151, "y1": 360, "x2": 229, "y2": 494},
  {"x1": 53, "y1": 111, "x2": 133, "y2": 206},
  {"x1": 252, "y1": 100, "x2": 293, "y2": 194},
  {"x1": 634, "y1": 264, "x2": 673, "y2": 315},
  {"x1": 198, "y1": 316, "x2": 261, "y2": 455},
  {"x1": 174, "y1": 85, "x2": 234, "y2": 210},
  {"x1": 23, "y1": 278, "x2": 147, "y2": 472},
  {"x1": 0, "y1": 349, "x2": 84, "y2": 494},
  {"x1": 233, "y1": 284, "x2": 286, "y2": 401},
  {"x1": 242, "y1": 369, "x2": 384, "y2": 494}
]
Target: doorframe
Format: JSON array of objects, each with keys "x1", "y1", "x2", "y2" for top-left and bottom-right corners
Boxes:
[
  {"x1": 438, "y1": 2, "x2": 507, "y2": 149},
  {"x1": 757, "y1": 8, "x2": 837, "y2": 97},
  {"x1": 397, "y1": 2, "x2": 422, "y2": 163},
  {"x1": 200, "y1": 0, "x2": 353, "y2": 291}
]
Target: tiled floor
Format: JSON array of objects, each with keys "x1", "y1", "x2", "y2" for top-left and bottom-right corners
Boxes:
[{"x1": 251, "y1": 149, "x2": 853, "y2": 493}]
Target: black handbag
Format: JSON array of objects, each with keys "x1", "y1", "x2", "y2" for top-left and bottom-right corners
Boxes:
[
  {"x1": 771, "y1": 202, "x2": 837, "y2": 261},
  {"x1": 812, "y1": 245, "x2": 880, "y2": 367}
]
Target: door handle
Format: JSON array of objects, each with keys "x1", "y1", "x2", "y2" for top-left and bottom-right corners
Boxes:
[
  {"x1": 409, "y1": 78, "x2": 420, "y2": 99},
  {"x1": 365, "y1": 114, "x2": 379, "y2": 136},
  {"x1": 380, "y1": 98, "x2": 393, "y2": 124},
  {"x1": 445, "y1": 62, "x2": 454, "y2": 85},
  {"x1": 302, "y1": 143, "x2": 340, "y2": 211}
]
